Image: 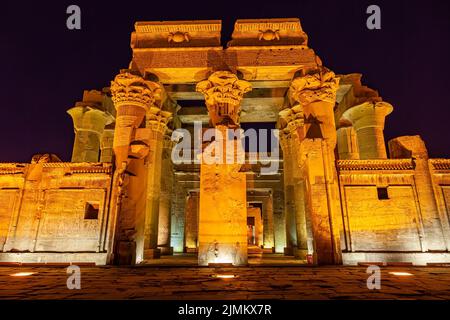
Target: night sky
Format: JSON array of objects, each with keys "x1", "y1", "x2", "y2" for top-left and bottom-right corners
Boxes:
[{"x1": 1, "y1": 0, "x2": 449, "y2": 162}]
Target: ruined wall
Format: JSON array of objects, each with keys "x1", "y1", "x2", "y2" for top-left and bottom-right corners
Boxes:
[
  {"x1": 430, "y1": 159, "x2": 450, "y2": 250},
  {"x1": 338, "y1": 159, "x2": 450, "y2": 265},
  {"x1": 343, "y1": 185, "x2": 421, "y2": 251},
  {"x1": 0, "y1": 162, "x2": 113, "y2": 265}
]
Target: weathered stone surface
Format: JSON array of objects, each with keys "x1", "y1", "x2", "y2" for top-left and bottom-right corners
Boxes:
[
  {"x1": 197, "y1": 128, "x2": 248, "y2": 266},
  {"x1": 0, "y1": 162, "x2": 112, "y2": 265}
]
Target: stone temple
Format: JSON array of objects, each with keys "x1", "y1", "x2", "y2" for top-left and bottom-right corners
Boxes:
[{"x1": 1, "y1": 18, "x2": 450, "y2": 266}]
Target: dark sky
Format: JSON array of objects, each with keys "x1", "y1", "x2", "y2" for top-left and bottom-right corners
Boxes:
[{"x1": 1, "y1": 0, "x2": 449, "y2": 162}]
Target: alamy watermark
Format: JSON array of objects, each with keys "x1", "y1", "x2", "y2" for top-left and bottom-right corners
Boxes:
[
  {"x1": 66, "y1": 5, "x2": 81, "y2": 30},
  {"x1": 367, "y1": 5, "x2": 381, "y2": 30},
  {"x1": 170, "y1": 122, "x2": 280, "y2": 175},
  {"x1": 66, "y1": 265, "x2": 81, "y2": 290},
  {"x1": 366, "y1": 265, "x2": 381, "y2": 290}
]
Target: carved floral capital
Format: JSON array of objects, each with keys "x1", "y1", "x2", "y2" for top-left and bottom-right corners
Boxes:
[
  {"x1": 289, "y1": 68, "x2": 339, "y2": 106},
  {"x1": 111, "y1": 72, "x2": 162, "y2": 109},
  {"x1": 196, "y1": 71, "x2": 252, "y2": 127}
]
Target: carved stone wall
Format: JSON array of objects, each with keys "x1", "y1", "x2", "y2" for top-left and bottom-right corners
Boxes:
[
  {"x1": 338, "y1": 158, "x2": 450, "y2": 265},
  {"x1": 0, "y1": 162, "x2": 113, "y2": 265}
]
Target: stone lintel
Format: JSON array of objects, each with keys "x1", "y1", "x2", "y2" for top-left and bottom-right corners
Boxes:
[
  {"x1": 131, "y1": 47, "x2": 317, "y2": 83},
  {"x1": 132, "y1": 20, "x2": 222, "y2": 49},
  {"x1": 228, "y1": 18, "x2": 308, "y2": 47}
]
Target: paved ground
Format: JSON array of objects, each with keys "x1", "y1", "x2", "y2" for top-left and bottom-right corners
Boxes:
[{"x1": 1, "y1": 265, "x2": 450, "y2": 300}]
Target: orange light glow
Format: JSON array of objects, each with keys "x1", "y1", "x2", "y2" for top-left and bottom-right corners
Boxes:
[
  {"x1": 212, "y1": 274, "x2": 236, "y2": 279},
  {"x1": 389, "y1": 272, "x2": 413, "y2": 276},
  {"x1": 10, "y1": 272, "x2": 36, "y2": 277}
]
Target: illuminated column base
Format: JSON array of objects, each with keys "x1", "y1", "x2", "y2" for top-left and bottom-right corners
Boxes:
[
  {"x1": 198, "y1": 162, "x2": 247, "y2": 266},
  {"x1": 262, "y1": 194, "x2": 275, "y2": 251}
]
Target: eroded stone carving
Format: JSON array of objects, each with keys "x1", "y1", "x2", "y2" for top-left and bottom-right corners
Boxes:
[
  {"x1": 111, "y1": 71, "x2": 162, "y2": 109},
  {"x1": 289, "y1": 68, "x2": 339, "y2": 106},
  {"x1": 168, "y1": 31, "x2": 190, "y2": 43},
  {"x1": 258, "y1": 29, "x2": 280, "y2": 41},
  {"x1": 196, "y1": 71, "x2": 252, "y2": 127}
]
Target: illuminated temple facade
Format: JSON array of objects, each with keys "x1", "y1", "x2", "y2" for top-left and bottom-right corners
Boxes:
[{"x1": 1, "y1": 18, "x2": 450, "y2": 266}]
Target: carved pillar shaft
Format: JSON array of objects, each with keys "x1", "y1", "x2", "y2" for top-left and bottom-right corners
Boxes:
[
  {"x1": 272, "y1": 189, "x2": 286, "y2": 253},
  {"x1": 337, "y1": 126, "x2": 360, "y2": 160},
  {"x1": 100, "y1": 128, "x2": 115, "y2": 163},
  {"x1": 280, "y1": 132, "x2": 297, "y2": 255},
  {"x1": 110, "y1": 71, "x2": 171, "y2": 264},
  {"x1": 184, "y1": 192, "x2": 199, "y2": 252},
  {"x1": 157, "y1": 133, "x2": 175, "y2": 255},
  {"x1": 285, "y1": 68, "x2": 343, "y2": 264},
  {"x1": 143, "y1": 127, "x2": 165, "y2": 259},
  {"x1": 196, "y1": 71, "x2": 252, "y2": 266}
]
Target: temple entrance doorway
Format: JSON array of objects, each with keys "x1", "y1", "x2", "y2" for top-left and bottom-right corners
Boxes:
[{"x1": 247, "y1": 203, "x2": 264, "y2": 255}]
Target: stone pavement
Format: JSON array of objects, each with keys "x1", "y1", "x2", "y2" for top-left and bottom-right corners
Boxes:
[{"x1": 0, "y1": 266, "x2": 450, "y2": 300}]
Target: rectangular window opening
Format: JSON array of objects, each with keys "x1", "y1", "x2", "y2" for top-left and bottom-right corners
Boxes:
[
  {"x1": 377, "y1": 187, "x2": 389, "y2": 200},
  {"x1": 84, "y1": 202, "x2": 100, "y2": 220}
]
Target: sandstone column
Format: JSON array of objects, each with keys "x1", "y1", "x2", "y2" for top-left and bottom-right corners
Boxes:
[
  {"x1": 285, "y1": 67, "x2": 343, "y2": 264},
  {"x1": 272, "y1": 189, "x2": 286, "y2": 253},
  {"x1": 110, "y1": 71, "x2": 171, "y2": 264},
  {"x1": 68, "y1": 102, "x2": 113, "y2": 163},
  {"x1": 196, "y1": 71, "x2": 252, "y2": 266},
  {"x1": 337, "y1": 126, "x2": 360, "y2": 160},
  {"x1": 100, "y1": 126, "x2": 115, "y2": 163},
  {"x1": 157, "y1": 133, "x2": 175, "y2": 255},
  {"x1": 184, "y1": 192, "x2": 199, "y2": 252},
  {"x1": 142, "y1": 105, "x2": 172, "y2": 260},
  {"x1": 342, "y1": 101, "x2": 393, "y2": 159},
  {"x1": 279, "y1": 131, "x2": 298, "y2": 255},
  {"x1": 262, "y1": 194, "x2": 275, "y2": 251},
  {"x1": 279, "y1": 102, "x2": 308, "y2": 258}
]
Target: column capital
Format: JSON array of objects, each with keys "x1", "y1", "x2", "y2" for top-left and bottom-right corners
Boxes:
[
  {"x1": 196, "y1": 71, "x2": 252, "y2": 127},
  {"x1": 278, "y1": 104, "x2": 304, "y2": 130},
  {"x1": 342, "y1": 101, "x2": 393, "y2": 129},
  {"x1": 278, "y1": 104, "x2": 304, "y2": 150},
  {"x1": 288, "y1": 68, "x2": 339, "y2": 106},
  {"x1": 146, "y1": 108, "x2": 172, "y2": 134},
  {"x1": 342, "y1": 101, "x2": 393, "y2": 159},
  {"x1": 67, "y1": 105, "x2": 114, "y2": 132},
  {"x1": 111, "y1": 71, "x2": 162, "y2": 110}
]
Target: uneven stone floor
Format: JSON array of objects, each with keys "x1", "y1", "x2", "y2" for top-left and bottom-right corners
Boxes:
[{"x1": 1, "y1": 265, "x2": 450, "y2": 300}]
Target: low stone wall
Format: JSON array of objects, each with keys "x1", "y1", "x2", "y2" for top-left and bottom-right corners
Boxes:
[
  {"x1": 0, "y1": 162, "x2": 113, "y2": 265},
  {"x1": 337, "y1": 159, "x2": 450, "y2": 265}
]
